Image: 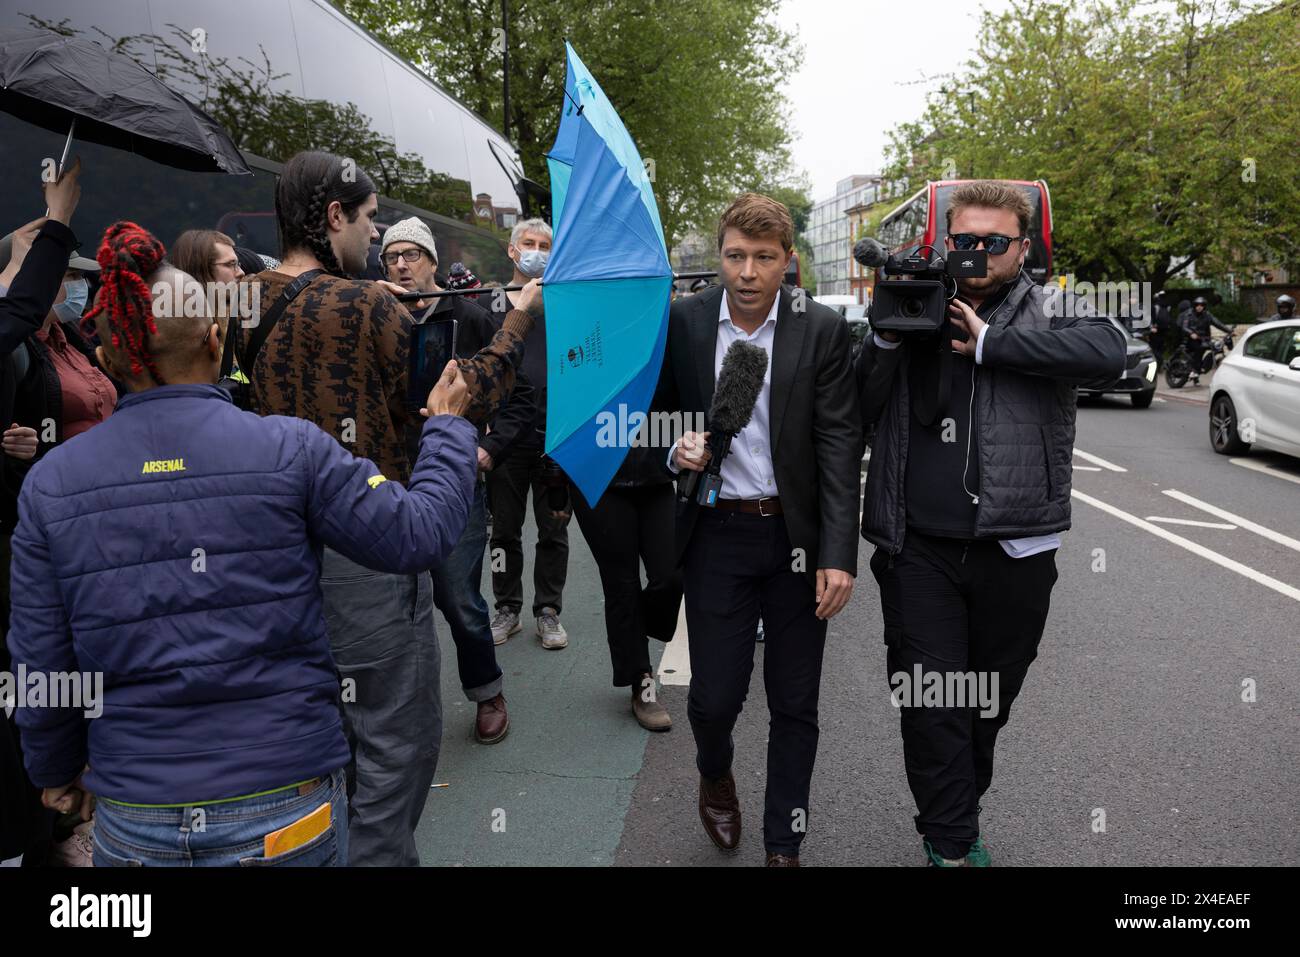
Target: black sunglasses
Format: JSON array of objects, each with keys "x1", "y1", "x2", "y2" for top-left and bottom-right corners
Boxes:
[{"x1": 949, "y1": 233, "x2": 1023, "y2": 255}]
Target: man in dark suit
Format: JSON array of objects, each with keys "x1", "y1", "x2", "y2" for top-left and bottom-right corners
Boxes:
[{"x1": 662, "y1": 193, "x2": 861, "y2": 866}]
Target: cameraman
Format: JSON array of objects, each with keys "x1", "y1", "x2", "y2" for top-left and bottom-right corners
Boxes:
[{"x1": 857, "y1": 181, "x2": 1124, "y2": 867}]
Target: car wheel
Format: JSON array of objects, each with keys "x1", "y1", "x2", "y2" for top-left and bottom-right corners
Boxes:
[
  {"x1": 1131, "y1": 389, "x2": 1154, "y2": 409},
  {"x1": 1209, "y1": 394, "x2": 1250, "y2": 455}
]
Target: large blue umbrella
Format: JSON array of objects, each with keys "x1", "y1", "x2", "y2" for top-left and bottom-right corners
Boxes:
[{"x1": 542, "y1": 42, "x2": 673, "y2": 506}]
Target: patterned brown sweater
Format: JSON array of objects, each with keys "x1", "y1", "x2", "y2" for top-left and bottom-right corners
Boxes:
[{"x1": 243, "y1": 270, "x2": 532, "y2": 483}]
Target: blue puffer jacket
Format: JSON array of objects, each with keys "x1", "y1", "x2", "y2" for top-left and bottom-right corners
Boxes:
[{"x1": 7, "y1": 384, "x2": 476, "y2": 804}]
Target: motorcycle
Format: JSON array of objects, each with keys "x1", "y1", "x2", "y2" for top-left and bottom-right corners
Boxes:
[{"x1": 1165, "y1": 333, "x2": 1234, "y2": 389}]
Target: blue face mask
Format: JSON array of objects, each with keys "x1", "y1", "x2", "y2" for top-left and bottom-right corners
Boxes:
[
  {"x1": 516, "y1": 249, "x2": 549, "y2": 279},
  {"x1": 53, "y1": 278, "x2": 89, "y2": 323}
]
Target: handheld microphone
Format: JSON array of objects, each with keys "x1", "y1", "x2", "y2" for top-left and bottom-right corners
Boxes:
[{"x1": 677, "y1": 340, "x2": 769, "y2": 507}]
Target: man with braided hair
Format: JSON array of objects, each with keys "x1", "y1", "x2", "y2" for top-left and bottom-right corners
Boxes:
[
  {"x1": 233, "y1": 150, "x2": 537, "y2": 865},
  {"x1": 5, "y1": 220, "x2": 497, "y2": 866}
]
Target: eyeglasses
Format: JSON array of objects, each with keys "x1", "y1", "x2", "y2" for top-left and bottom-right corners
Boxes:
[
  {"x1": 382, "y1": 248, "x2": 428, "y2": 266},
  {"x1": 949, "y1": 233, "x2": 1023, "y2": 255},
  {"x1": 213, "y1": 258, "x2": 241, "y2": 272}
]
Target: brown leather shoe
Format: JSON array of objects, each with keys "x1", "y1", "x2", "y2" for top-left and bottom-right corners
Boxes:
[
  {"x1": 631, "y1": 673, "x2": 672, "y2": 731},
  {"x1": 698, "y1": 771, "x2": 741, "y2": 850},
  {"x1": 475, "y1": 693, "x2": 509, "y2": 744},
  {"x1": 765, "y1": 852, "x2": 800, "y2": 867}
]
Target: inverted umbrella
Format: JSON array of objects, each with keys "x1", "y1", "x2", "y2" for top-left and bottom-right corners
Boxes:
[
  {"x1": 0, "y1": 28, "x2": 251, "y2": 175},
  {"x1": 542, "y1": 42, "x2": 673, "y2": 506}
]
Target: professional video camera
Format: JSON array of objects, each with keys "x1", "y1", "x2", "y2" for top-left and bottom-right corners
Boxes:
[{"x1": 853, "y1": 238, "x2": 987, "y2": 334}]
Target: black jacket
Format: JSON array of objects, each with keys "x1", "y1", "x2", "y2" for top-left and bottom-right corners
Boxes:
[
  {"x1": 661, "y1": 284, "x2": 861, "y2": 586},
  {"x1": 857, "y1": 272, "x2": 1126, "y2": 553},
  {"x1": 1181, "y1": 308, "x2": 1232, "y2": 339},
  {"x1": 416, "y1": 290, "x2": 535, "y2": 463},
  {"x1": 0, "y1": 221, "x2": 79, "y2": 432},
  {"x1": 2, "y1": 322, "x2": 123, "y2": 534},
  {"x1": 488, "y1": 290, "x2": 547, "y2": 449}
]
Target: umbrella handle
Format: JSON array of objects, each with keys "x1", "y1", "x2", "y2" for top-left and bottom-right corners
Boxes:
[{"x1": 44, "y1": 119, "x2": 76, "y2": 219}]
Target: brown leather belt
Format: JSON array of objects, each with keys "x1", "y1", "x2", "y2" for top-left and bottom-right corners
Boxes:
[{"x1": 714, "y1": 496, "x2": 782, "y2": 516}]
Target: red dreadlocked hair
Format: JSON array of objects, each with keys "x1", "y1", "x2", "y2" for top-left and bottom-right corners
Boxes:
[{"x1": 81, "y1": 221, "x2": 168, "y2": 385}]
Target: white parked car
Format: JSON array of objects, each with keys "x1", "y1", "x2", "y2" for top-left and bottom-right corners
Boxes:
[{"x1": 1209, "y1": 319, "x2": 1300, "y2": 458}]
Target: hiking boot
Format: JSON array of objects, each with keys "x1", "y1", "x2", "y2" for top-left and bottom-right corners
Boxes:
[
  {"x1": 631, "y1": 673, "x2": 672, "y2": 731},
  {"x1": 536, "y1": 607, "x2": 568, "y2": 649},
  {"x1": 490, "y1": 607, "x2": 521, "y2": 645}
]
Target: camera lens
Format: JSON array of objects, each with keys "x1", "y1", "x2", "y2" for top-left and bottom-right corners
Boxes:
[{"x1": 900, "y1": 296, "x2": 925, "y2": 319}]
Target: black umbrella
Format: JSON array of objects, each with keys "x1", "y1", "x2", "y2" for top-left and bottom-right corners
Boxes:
[{"x1": 0, "y1": 28, "x2": 251, "y2": 175}]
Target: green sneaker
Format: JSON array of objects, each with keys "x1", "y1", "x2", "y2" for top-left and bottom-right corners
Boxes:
[
  {"x1": 965, "y1": 834, "x2": 992, "y2": 867},
  {"x1": 923, "y1": 840, "x2": 968, "y2": 867}
]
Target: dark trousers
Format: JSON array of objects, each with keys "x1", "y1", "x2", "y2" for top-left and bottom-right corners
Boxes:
[
  {"x1": 683, "y1": 509, "x2": 827, "y2": 856},
  {"x1": 572, "y1": 482, "x2": 682, "y2": 687},
  {"x1": 486, "y1": 446, "x2": 570, "y2": 616},
  {"x1": 429, "y1": 482, "x2": 503, "y2": 702},
  {"x1": 870, "y1": 531, "x2": 1057, "y2": 859},
  {"x1": 321, "y1": 548, "x2": 441, "y2": 867}
]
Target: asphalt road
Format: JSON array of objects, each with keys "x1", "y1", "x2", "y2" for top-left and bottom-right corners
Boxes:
[{"x1": 419, "y1": 392, "x2": 1299, "y2": 866}]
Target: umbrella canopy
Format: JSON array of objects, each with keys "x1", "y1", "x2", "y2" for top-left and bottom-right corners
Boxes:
[
  {"x1": 0, "y1": 28, "x2": 250, "y2": 175},
  {"x1": 543, "y1": 42, "x2": 672, "y2": 506}
]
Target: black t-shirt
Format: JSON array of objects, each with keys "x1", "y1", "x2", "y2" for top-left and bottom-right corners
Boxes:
[
  {"x1": 903, "y1": 286, "x2": 1014, "y2": 540},
  {"x1": 905, "y1": 336, "x2": 979, "y2": 539}
]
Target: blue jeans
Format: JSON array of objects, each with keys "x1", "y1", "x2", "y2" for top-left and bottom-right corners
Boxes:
[
  {"x1": 430, "y1": 481, "x2": 503, "y2": 702},
  {"x1": 92, "y1": 769, "x2": 348, "y2": 866}
]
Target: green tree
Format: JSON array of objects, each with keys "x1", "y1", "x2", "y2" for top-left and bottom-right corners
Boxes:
[
  {"x1": 881, "y1": 0, "x2": 1300, "y2": 289},
  {"x1": 337, "y1": 0, "x2": 802, "y2": 251}
]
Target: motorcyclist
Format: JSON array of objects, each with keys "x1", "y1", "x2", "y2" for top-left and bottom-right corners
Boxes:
[
  {"x1": 1264, "y1": 293, "x2": 1295, "y2": 324},
  {"x1": 1180, "y1": 296, "x2": 1233, "y2": 379}
]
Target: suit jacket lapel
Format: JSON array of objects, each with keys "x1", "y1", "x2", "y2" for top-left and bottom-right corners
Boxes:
[
  {"x1": 693, "y1": 287, "x2": 720, "y2": 411},
  {"x1": 769, "y1": 285, "x2": 806, "y2": 453}
]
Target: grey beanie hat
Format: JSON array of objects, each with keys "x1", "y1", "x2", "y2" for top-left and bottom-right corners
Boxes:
[{"x1": 381, "y1": 216, "x2": 438, "y2": 264}]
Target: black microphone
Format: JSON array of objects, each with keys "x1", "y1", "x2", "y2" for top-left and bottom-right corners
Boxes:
[
  {"x1": 677, "y1": 340, "x2": 769, "y2": 507},
  {"x1": 853, "y1": 236, "x2": 888, "y2": 268}
]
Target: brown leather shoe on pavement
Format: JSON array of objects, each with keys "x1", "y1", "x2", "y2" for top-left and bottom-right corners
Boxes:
[
  {"x1": 631, "y1": 673, "x2": 672, "y2": 731},
  {"x1": 475, "y1": 693, "x2": 509, "y2": 744},
  {"x1": 698, "y1": 771, "x2": 741, "y2": 850},
  {"x1": 765, "y1": 852, "x2": 800, "y2": 867}
]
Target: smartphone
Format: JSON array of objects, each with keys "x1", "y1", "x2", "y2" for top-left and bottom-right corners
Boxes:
[{"x1": 407, "y1": 318, "x2": 458, "y2": 411}]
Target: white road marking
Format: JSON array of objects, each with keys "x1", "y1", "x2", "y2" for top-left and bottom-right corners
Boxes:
[
  {"x1": 1144, "y1": 516, "x2": 1237, "y2": 530},
  {"x1": 1072, "y1": 489, "x2": 1300, "y2": 604},
  {"x1": 1073, "y1": 465, "x2": 1103, "y2": 472},
  {"x1": 1229, "y1": 457, "x2": 1300, "y2": 487},
  {"x1": 1162, "y1": 489, "x2": 1300, "y2": 555},
  {"x1": 657, "y1": 601, "x2": 691, "y2": 686},
  {"x1": 1073, "y1": 449, "x2": 1127, "y2": 472}
]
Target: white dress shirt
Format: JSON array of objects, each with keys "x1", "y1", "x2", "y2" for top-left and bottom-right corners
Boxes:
[
  {"x1": 872, "y1": 329, "x2": 1060, "y2": 558},
  {"x1": 667, "y1": 292, "x2": 780, "y2": 500}
]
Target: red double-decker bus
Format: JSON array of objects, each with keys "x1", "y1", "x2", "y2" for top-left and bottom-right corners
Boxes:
[{"x1": 875, "y1": 179, "x2": 1054, "y2": 284}]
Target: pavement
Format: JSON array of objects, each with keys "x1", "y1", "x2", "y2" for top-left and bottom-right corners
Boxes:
[{"x1": 417, "y1": 394, "x2": 1300, "y2": 866}]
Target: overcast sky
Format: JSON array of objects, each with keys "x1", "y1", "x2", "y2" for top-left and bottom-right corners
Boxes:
[{"x1": 784, "y1": 0, "x2": 1016, "y2": 199}]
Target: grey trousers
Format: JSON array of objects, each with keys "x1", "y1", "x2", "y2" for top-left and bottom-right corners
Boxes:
[{"x1": 321, "y1": 547, "x2": 441, "y2": 866}]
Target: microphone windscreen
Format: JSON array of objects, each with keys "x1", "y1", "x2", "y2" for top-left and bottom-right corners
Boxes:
[
  {"x1": 853, "y1": 237, "x2": 887, "y2": 267},
  {"x1": 708, "y1": 340, "x2": 768, "y2": 435}
]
